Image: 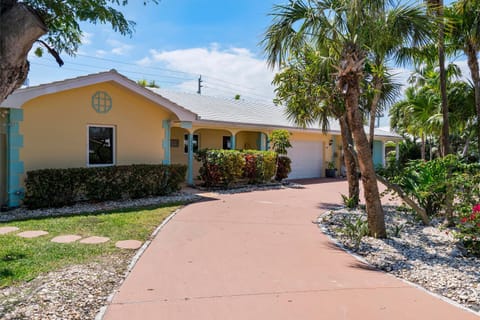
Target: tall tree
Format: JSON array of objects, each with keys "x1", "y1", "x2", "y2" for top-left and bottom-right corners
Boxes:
[
  {"x1": 262, "y1": 0, "x2": 432, "y2": 238},
  {"x1": 0, "y1": 0, "x2": 157, "y2": 105},
  {"x1": 448, "y1": 0, "x2": 480, "y2": 157},
  {"x1": 272, "y1": 45, "x2": 360, "y2": 204},
  {"x1": 426, "y1": 0, "x2": 451, "y2": 155}
]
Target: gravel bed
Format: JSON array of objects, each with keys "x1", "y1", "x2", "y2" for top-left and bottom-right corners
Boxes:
[
  {"x1": 0, "y1": 192, "x2": 201, "y2": 222},
  {"x1": 197, "y1": 181, "x2": 305, "y2": 194},
  {"x1": 319, "y1": 206, "x2": 480, "y2": 313},
  {"x1": 0, "y1": 253, "x2": 131, "y2": 320}
]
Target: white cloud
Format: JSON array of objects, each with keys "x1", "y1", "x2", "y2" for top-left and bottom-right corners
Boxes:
[
  {"x1": 95, "y1": 50, "x2": 107, "y2": 57},
  {"x1": 107, "y1": 39, "x2": 133, "y2": 56},
  {"x1": 137, "y1": 44, "x2": 276, "y2": 101}
]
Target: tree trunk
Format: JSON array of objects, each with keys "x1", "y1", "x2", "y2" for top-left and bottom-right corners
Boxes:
[
  {"x1": 338, "y1": 45, "x2": 386, "y2": 238},
  {"x1": 368, "y1": 77, "x2": 383, "y2": 154},
  {"x1": 421, "y1": 133, "x2": 425, "y2": 160},
  {"x1": 0, "y1": 3, "x2": 47, "y2": 104},
  {"x1": 465, "y1": 42, "x2": 480, "y2": 158},
  {"x1": 339, "y1": 114, "x2": 359, "y2": 204},
  {"x1": 436, "y1": 0, "x2": 450, "y2": 156}
]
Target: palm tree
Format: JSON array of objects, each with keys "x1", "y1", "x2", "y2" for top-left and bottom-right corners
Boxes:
[
  {"x1": 448, "y1": 0, "x2": 480, "y2": 157},
  {"x1": 262, "y1": 0, "x2": 432, "y2": 238},
  {"x1": 273, "y1": 45, "x2": 360, "y2": 204},
  {"x1": 426, "y1": 0, "x2": 450, "y2": 156}
]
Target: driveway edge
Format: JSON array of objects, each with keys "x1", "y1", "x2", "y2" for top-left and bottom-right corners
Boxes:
[
  {"x1": 95, "y1": 206, "x2": 185, "y2": 320},
  {"x1": 316, "y1": 211, "x2": 480, "y2": 317}
]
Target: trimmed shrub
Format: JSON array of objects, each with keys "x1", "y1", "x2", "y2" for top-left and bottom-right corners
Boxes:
[
  {"x1": 243, "y1": 150, "x2": 276, "y2": 184},
  {"x1": 196, "y1": 149, "x2": 279, "y2": 187},
  {"x1": 196, "y1": 149, "x2": 245, "y2": 187},
  {"x1": 275, "y1": 155, "x2": 291, "y2": 181},
  {"x1": 24, "y1": 164, "x2": 187, "y2": 209}
]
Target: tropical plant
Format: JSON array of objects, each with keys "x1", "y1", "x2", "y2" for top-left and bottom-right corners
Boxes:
[
  {"x1": 339, "y1": 215, "x2": 369, "y2": 251},
  {"x1": 0, "y1": 0, "x2": 158, "y2": 105},
  {"x1": 269, "y1": 129, "x2": 292, "y2": 155},
  {"x1": 271, "y1": 44, "x2": 360, "y2": 206},
  {"x1": 448, "y1": 0, "x2": 480, "y2": 156},
  {"x1": 262, "y1": 0, "x2": 432, "y2": 238}
]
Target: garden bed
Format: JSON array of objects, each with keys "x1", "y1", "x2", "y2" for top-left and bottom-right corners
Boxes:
[{"x1": 319, "y1": 206, "x2": 480, "y2": 313}]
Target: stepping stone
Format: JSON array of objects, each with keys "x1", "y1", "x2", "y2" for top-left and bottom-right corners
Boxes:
[
  {"x1": 51, "y1": 235, "x2": 82, "y2": 243},
  {"x1": 0, "y1": 226, "x2": 19, "y2": 235},
  {"x1": 115, "y1": 240, "x2": 142, "y2": 250},
  {"x1": 17, "y1": 230, "x2": 49, "y2": 238},
  {"x1": 79, "y1": 236, "x2": 110, "y2": 244}
]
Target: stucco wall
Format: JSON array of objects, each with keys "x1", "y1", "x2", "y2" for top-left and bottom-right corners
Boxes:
[{"x1": 20, "y1": 82, "x2": 175, "y2": 172}]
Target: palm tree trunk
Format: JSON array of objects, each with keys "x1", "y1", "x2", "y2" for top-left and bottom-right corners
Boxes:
[
  {"x1": 339, "y1": 46, "x2": 386, "y2": 238},
  {"x1": 465, "y1": 42, "x2": 480, "y2": 158},
  {"x1": 339, "y1": 114, "x2": 359, "y2": 204},
  {"x1": 421, "y1": 133, "x2": 426, "y2": 160},
  {"x1": 368, "y1": 77, "x2": 383, "y2": 154},
  {"x1": 436, "y1": 0, "x2": 450, "y2": 156},
  {"x1": 0, "y1": 3, "x2": 47, "y2": 104}
]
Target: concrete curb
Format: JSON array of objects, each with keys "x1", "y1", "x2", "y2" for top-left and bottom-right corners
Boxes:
[
  {"x1": 95, "y1": 206, "x2": 184, "y2": 320},
  {"x1": 316, "y1": 210, "x2": 480, "y2": 318}
]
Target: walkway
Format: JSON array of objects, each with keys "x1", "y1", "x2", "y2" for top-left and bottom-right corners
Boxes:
[{"x1": 103, "y1": 180, "x2": 478, "y2": 320}]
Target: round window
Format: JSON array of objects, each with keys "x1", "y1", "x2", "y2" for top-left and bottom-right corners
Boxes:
[{"x1": 91, "y1": 91, "x2": 112, "y2": 113}]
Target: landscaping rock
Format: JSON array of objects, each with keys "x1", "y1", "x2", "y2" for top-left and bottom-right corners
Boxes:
[
  {"x1": 0, "y1": 254, "x2": 130, "y2": 320},
  {"x1": 0, "y1": 192, "x2": 201, "y2": 223},
  {"x1": 319, "y1": 206, "x2": 480, "y2": 312}
]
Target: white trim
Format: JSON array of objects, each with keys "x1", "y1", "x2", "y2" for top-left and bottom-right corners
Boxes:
[
  {"x1": 1, "y1": 70, "x2": 197, "y2": 122},
  {"x1": 87, "y1": 124, "x2": 116, "y2": 167}
]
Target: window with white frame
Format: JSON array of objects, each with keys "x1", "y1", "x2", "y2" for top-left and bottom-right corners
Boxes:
[
  {"x1": 88, "y1": 125, "x2": 115, "y2": 165},
  {"x1": 184, "y1": 134, "x2": 199, "y2": 153}
]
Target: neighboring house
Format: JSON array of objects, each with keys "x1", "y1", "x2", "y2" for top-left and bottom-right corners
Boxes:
[{"x1": 0, "y1": 70, "x2": 400, "y2": 208}]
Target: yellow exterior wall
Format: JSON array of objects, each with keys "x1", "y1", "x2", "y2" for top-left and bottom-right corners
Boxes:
[
  {"x1": 236, "y1": 131, "x2": 259, "y2": 150},
  {"x1": 20, "y1": 82, "x2": 176, "y2": 172}
]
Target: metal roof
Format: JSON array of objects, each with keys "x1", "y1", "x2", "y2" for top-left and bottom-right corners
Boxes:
[{"x1": 150, "y1": 88, "x2": 401, "y2": 139}]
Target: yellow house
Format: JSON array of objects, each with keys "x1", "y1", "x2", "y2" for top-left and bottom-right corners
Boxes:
[{"x1": 0, "y1": 70, "x2": 400, "y2": 207}]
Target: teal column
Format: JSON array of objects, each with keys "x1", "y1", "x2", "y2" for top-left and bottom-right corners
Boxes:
[
  {"x1": 373, "y1": 140, "x2": 384, "y2": 167},
  {"x1": 187, "y1": 133, "x2": 194, "y2": 185},
  {"x1": 162, "y1": 120, "x2": 171, "y2": 165},
  {"x1": 231, "y1": 134, "x2": 236, "y2": 150},
  {"x1": 7, "y1": 109, "x2": 24, "y2": 207},
  {"x1": 260, "y1": 133, "x2": 266, "y2": 151}
]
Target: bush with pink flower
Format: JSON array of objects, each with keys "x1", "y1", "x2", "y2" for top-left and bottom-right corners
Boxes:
[{"x1": 455, "y1": 204, "x2": 480, "y2": 256}]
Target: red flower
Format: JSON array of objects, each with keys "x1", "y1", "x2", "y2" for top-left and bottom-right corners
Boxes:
[
  {"x1": 471, "y1": 213, "x2": 477, "y2": 220},
  {"x1": 461, "y1": 217, "x2": 469, "y2": 223}
]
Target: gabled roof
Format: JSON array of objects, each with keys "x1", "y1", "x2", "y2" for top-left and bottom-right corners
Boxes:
[
  {"x1": 1, "y1": 70, "x2": 400, "y2": 139},
  {"x1": 0, "y1": 70, "x2": 197, "y2": 121}
]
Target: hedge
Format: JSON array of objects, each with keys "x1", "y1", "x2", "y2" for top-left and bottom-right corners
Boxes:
[
  {"x1": 24, "y1": 164, "x2": 187, "y2": 209},
  {"x1": 196, "y1": 149, "x2": 289, "y2": 187}
]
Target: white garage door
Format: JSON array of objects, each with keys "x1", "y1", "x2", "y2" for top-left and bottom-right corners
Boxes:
[{"x1": 288, "y1": 140, "x2": 323, "y2": 179}]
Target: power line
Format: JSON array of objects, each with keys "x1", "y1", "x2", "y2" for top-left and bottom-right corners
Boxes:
[{"x1": 30, "y1": 54, "x2": 275, "y2": 101}]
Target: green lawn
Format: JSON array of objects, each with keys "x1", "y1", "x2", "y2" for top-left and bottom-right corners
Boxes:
[{"x1": 0, "y1": 204, "x2": 180, "y2": 288}]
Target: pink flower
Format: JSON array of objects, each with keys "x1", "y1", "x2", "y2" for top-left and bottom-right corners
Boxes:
[{"x1": 473, "y1": 204, "x2": 480, "y2": 213}]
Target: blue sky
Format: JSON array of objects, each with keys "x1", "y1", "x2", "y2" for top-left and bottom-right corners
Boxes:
[
  {"x1": 28, "y1": 0, "x2": 282, "y2": 102},
  {"x1": 27, "y1": 0, "x2": 468, "y2": 128}
]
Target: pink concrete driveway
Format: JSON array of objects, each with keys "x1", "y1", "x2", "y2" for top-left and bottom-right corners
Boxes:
[{"x1": 103, "y1": 179, "x2": 477, "y2": 320}]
